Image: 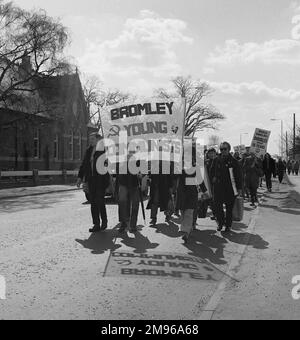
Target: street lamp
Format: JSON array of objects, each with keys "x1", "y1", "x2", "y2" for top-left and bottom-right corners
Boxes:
[
  {"x1": 270, "y1": 118, "x2": 284, "y2": 158},
  {"x1": 240, "y1": 133, "x2": 249, "y2": 146}
]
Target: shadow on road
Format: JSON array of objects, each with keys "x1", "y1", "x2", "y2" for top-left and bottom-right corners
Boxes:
[
  {"x1": 221, "y1": 230, "x2": 269, "y2": 250},
  {"x1": 0, "y1": 192, "x2": 77, "y2": 213},
  {"x1": 183, "y1": 230, "x2": 228, "y2": 265},
  {"x1": 116, "y1": 229, "x2": 159, "y2": 254},
  {"x1": 75, "y1": 229, "x2": 122, "y2": 255},
  {"x1": 152, "y1": 222, "x2": 181, "y2": 239}
]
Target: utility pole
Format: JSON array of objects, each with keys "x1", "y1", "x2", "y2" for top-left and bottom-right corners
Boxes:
[
  {"x1": 286, "y1": 131, "x2": 289, "y2": 159},
  {"x1": 293, "y1": 113, "x2": 296, "y2": 160}
]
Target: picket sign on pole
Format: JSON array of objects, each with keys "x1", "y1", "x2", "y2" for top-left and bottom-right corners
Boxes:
[{"x1": 250, "y1": 128, "x2": 271, "y2": 157}]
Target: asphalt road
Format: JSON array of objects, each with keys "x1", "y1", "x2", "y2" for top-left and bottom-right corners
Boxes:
[{"x1": 0, "y1": 179, "x2": 299, "y2": 320}]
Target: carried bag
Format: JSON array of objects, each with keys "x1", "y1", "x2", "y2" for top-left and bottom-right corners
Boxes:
[{"x1": 232, "y1": 196, "x2": 244, "y2": 222}]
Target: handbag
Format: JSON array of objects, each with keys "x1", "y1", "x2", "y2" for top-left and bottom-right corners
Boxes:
[{"x1": 232, "y1": 196, "x2": 244, "y2": 222}]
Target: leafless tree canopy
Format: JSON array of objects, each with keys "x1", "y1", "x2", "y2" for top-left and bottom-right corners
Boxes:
[
  {"x1": 83, "y1": 74, "x2": 130, "y2": 129},
  {"x1": 282, "y1": 124, "x2": 300, "y2": 157},
  {"x1": 155, "y1": 76, "x2": 225, "y2": 137},
  {"x1": 0, "y1": 0, "x2": 71, "y2": 108}
]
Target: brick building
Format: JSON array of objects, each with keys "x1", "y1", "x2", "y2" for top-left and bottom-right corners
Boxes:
[{"x1": 0, "y1": 72, "x2": 95, "y2": 172}]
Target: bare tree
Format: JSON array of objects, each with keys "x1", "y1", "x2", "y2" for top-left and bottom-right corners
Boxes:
[
  {"x1": 82, "y1": 74, "x2": 130, "y2": 129},
  {"x1": 282, "y1": 125, "x2": 300, "y2": 159},
  {"x1": 0, "y1": 1, "x2": 71, "y2": 117},
  {"x1": 155, "y1": 76, "x2": 225, "y2": 137}
]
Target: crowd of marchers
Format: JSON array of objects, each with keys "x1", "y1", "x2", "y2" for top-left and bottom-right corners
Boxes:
[{"x1": 77, "y1": 133, "x2": 299, "y2": 243}]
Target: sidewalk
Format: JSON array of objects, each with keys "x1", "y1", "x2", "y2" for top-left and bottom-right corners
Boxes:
[
  {"x1": 0, "y1": 184, "x2": 79, "y2": 200},
  {"x1": 286, "y1": 175, "x2": 300, "y2": 204}
]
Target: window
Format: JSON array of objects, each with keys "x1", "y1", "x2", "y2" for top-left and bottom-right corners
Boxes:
[
  {"x1": 73, "y1": 132, "x2": 80, "y2": 160},
  {"x1": 78, "y1": 132, "x2": 82, "y2": 160},
  {"x1": 69, "y1": 131, "x2": 74, "y2": 160},
  {"x1": 54, "y1": 134, "x2": 59, "y2": 160},
  {"x1": 33, "y1": 128, "x2": 40, "y2": 159}
]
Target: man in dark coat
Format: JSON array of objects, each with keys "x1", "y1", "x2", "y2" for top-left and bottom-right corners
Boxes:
[
  {"x1": 262, "y1": 153, "x2": 276, "y2": 192},
  {"x1": 117, "y1": 159, "x2": 141, "y2": 234},
  {"x1": 77, "y1": 133, "x2": 110, "y2": 233},
  {"x1": 244, "y1": 153, "x2": 263, "y2": 206},
  {"x1": 210, "y1": 142, "x2": 242, "y2": 232},
  {"x1": 294, "y1": 161, "x2": 300, "y2": 176},
  {"x1": 147, "y1": 161, "x2": 174, "y2": 226},
  {"x1": 277, "y1": 158, "x2": 286, "y2": 184},
  {"x1": 287, "y1": 160, "x2": 293, "y2": 175}
]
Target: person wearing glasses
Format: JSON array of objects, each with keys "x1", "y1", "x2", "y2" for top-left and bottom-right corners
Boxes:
[{"x1": 210, "y1": 142, "x2": 243, "y2": 232}]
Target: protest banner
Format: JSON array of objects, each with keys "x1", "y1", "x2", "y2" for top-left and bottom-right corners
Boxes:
[
  {"x1": 101, "y1": 98, "x2": 186, "y2": 144},
  {"x1": 100, "y1": 98, "x2": 186, "y2": 170},
  {"x1": 250, "y1": 128, "x2": 271, "y2": 157}
]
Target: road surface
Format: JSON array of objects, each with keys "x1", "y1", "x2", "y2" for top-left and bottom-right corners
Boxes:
[{"x1": 0, "y1": 178, "x2": 299, "y2": 320}]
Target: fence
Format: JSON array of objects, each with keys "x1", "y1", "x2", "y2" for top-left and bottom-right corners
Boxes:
[{"x1": 0, "y1": 170, "x2": 78, "y2": 188}]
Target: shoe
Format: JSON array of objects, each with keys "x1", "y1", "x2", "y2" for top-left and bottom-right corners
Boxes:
[
  {"x1": 150, "y1": 219, "x2": 157, "y2": 226},
  {"x1": 118, "y1": 223, "x2": 127, "y2": 233},
  {"x1": 129, "y1": 226, "x2": 138, "y2": 233},
  {"x1": 182, "y1": 234, "x2": 189, "y2": 243},
  {"x1": 217, "y1": 224, "x2": 223, "y2": 232},
  {"x1": 100, "y1": 223, "x2": 108, "y2": 231},
  {"x1": 210, "y1": 216, "x2": 216, "y2": 221},
  {"x1": 89, "y1": 225, "x2": 101, "y2": 233}
]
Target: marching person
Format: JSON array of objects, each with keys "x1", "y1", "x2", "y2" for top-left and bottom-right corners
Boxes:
[
  {"x1": 117, "y1": 161, "x2": 141, "y2": 234},
  {"x1": 294, "y1": 160, "x2": 300, "y2": 176},
  {"x1": 262, "y1": 153, "x2": 276, "y2": 192},
  {"x1": 178, "y1": 168, "x2": 199, "y2": 243},
  {"x1": 277, "y1": 158, "x2": 286, "y2": 184},
  {"x1": 210, "y1": 142, "x2": 243, "y2": 232},
  {"x1": 241, "y1": 153, "x2": 250, "y2": 201},
  {"x1": 77, "y1": 133, "x2": 110, "y2": 233},
  {"x1": 205, "y1": 148, "x2": 217, "y2": 220},
  {"x1": 147, "y1": 161, "x2": 174, "y2": 226},
  {"x1": 244, "y1": 153, "x2": 262, "y2": 207},
  {"x1": 287, "y1": 159, "x2": 293, "y2": 175}
]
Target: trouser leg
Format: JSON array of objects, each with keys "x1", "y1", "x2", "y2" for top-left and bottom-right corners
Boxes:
[
  {"x1": 265, "y1": 174, "x2": 272, "y2": 189},
  {"x1": 89, "y1": 180, "x2": 100, "y2": 227},
  {"x1": 97, "y1": 190, "x2": 107, "y2": 224},
  {"x1": 129, "y1": 187, "x2": 140, "y2": 229},
  {"x1": 225, "y1": 198, "x2": 236, "y2": 228},
  {"x1": 118, "y1": 185, "x2": 130, "y2": 224},
  {"x1": 150, "y1": 187, "x2": 159, "y2": 220},
  {"x1": 193, "y1": 208, "x2": 198, "y2": 227},
  {"x1": 214, "y1": 199, "x2": 225, "y2": 226}
]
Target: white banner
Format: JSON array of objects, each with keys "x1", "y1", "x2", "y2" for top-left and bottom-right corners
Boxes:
[
  {"x1": 250, "y1": 128, "x2": 271, "y2": 157},
  {"x1": 101, "y1": 98, "x2": 186, "y2": 143},
  {"x1": 100, "y1": 98, "x2": 186, "y2": 167}
]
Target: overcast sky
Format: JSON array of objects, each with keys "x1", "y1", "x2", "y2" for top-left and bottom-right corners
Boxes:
[{"x1": 13, "y1": 0, "x2": 300, "y2": 155}]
